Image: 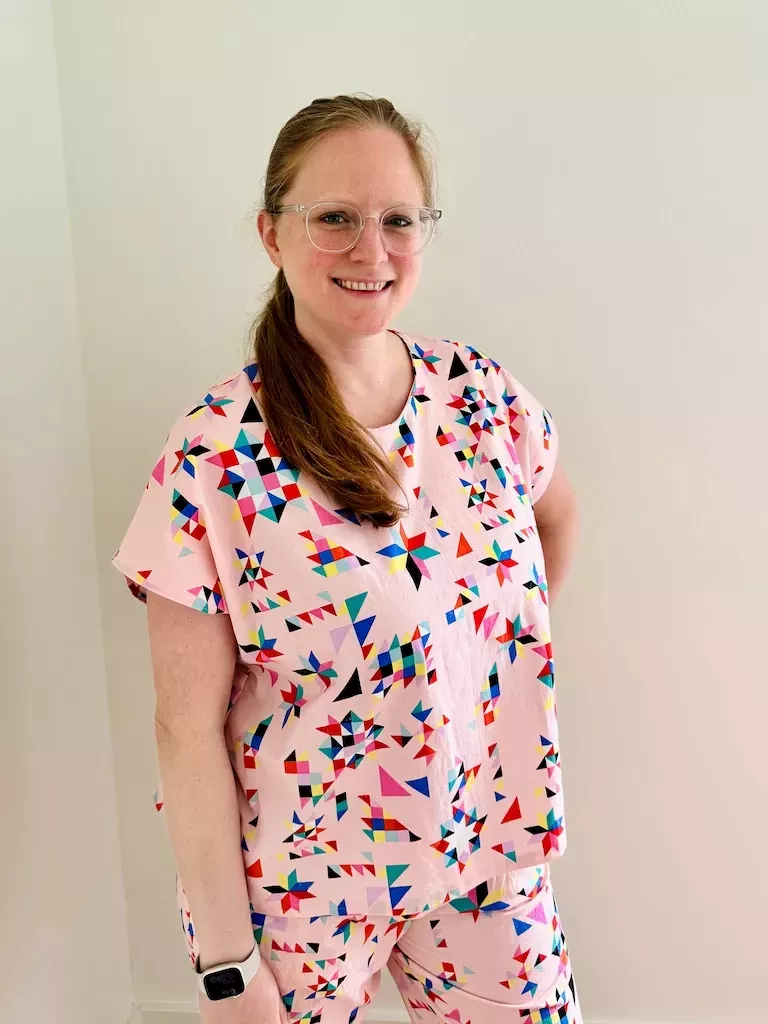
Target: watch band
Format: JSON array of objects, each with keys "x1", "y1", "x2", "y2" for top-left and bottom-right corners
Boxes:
[{"x1": 195, "y1": 940, "x2": 262, "y2": 1001}]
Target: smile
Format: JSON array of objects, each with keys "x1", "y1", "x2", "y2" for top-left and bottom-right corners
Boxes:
[{"x1": 332, "y1": 278, "x2": 393, "y2": 293}]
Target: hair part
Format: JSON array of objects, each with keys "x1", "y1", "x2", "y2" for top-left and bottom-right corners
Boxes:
[{"x1": 247, "y1": 93, "x2": 437, "y2": 528}]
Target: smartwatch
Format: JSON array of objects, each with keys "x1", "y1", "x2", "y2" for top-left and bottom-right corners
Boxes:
[{"x1": 195, "y1": 940, "x2": 262, "y2": 1001}]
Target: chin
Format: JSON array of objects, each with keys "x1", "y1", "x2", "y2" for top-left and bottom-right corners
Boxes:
[
  {"x1": 298, "y1": 288, "x2": 403, "y2": 334},
  {"x1": 350, "y1": 305, "x2": 397, "y2": 325},
  {"x1": 328, "y1": 298, "x2": 399, "y2": 325}
]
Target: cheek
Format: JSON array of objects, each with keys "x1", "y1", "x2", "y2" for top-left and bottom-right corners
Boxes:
[
  {"x1": 393, "y1": 257, "x2": 422, "y2": 299},
  {"x1": 305, "y1": 251, "x2": 340, "y2": 292},
  {"x1": 308, "y1": 252, "x2": 337, "y2": 280},
  {"x1": 283, "y1": 250, "x2": 335, "y2": 298}
]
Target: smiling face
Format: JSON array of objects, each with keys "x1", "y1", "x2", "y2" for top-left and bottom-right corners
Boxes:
[{"x1": 258, "y1": 127, "x2": 427, "y2": 344}]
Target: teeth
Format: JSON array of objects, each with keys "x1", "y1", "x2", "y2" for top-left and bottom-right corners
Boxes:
[{"x1": 335, "y1": 279, "x2": 389, "y2": 291}]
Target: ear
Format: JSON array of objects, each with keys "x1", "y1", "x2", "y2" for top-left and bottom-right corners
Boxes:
[{"x1": 257, "y1": 208, "x2": 283, "y2": 270}]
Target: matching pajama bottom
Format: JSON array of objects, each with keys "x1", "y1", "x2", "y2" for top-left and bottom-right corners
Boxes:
[{"x1": 177, "y1": 862, "x2": 583, "y2": 1023}]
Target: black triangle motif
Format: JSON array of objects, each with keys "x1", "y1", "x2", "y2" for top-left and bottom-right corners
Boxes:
[
  {"x1": 334, "y1": 669, "x2": 363, "y2": 702},
  {"x1": 241, "y1": 397, "x2": 263, "y2": 423},
  {"x1": 449, "y1": 351, "x2": 470, "y2": 380}
]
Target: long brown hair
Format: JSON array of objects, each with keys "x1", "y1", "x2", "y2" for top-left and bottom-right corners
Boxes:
[{"x1": 248, "y1": 94, "x2": 437, "y2": 528}]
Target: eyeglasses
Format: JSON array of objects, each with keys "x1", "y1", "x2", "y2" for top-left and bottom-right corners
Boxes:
[{"x1": 272, "y1": 201, "x2": 442, "y2": 256}]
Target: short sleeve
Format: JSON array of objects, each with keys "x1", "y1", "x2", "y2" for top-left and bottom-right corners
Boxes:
[
  {"x1": 111, "y1": 409, "x2": 228, "y2": 614},
  {"x1": 500, "y1": 367, "x2": 559, "y2": 504}
]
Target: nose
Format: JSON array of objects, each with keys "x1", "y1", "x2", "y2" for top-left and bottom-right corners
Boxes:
[{"x1": 349, "y1": 215, "x2": 388, "y2": 263}]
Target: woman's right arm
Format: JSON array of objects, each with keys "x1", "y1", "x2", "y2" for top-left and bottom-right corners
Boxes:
[{"x1": 146, "y1": 590, "x2": 255, "y2": 972}]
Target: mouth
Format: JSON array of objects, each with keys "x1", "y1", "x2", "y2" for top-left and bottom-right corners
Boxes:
[{"x1": 332, "y1": 277, "x2": 394, "y2": 295}]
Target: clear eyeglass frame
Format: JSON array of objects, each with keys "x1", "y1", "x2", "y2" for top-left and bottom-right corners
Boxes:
[{"x1": 272, "y1": 201, "x2": 443, "y2": 255}]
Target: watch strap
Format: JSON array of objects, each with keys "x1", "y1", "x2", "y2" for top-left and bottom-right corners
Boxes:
[{"x1": 195, "y1": 939, "x2": 262, "y2": 999}]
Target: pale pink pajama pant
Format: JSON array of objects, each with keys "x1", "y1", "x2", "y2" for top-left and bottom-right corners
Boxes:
[{"x1": 177, "y1": 861, "x2": 583, "y2": 1023}]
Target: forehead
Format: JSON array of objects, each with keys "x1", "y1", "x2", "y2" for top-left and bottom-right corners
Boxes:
[{"x1": 288, "y1": 127, "x2": 425, "y2": 207}]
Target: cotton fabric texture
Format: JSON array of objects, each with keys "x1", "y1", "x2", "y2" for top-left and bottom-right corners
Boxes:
[
  {"x1": 112, "y1": 331, "x2": 567, "y2": 921},
  {"x1": 178, "y1": 862, "x2": 583, "y2": 1022}
]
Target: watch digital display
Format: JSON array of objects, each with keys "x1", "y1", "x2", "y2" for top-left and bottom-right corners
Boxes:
[{"x1": 203, "y1": 966, "x2": 245, "y2": 1000}]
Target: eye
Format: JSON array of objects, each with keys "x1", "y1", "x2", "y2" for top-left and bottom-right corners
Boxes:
[
  {"x1": 319, "y1": 211, "x2": 352, "y2": 226},
  {"x1": 386, "y1": 215, "x2": 413, "y2": 228}
]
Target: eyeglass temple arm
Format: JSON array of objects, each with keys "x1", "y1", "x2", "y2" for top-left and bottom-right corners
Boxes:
[{"x1": 274, "y1": 204, "x2": 442, "y2": 220}]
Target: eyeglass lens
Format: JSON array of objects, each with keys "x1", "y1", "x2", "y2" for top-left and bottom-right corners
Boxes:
[{"x1": 306, "y1": 203, "x2": 433, "y2": 255}]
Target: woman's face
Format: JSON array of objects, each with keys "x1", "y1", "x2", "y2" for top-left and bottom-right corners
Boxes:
[{"x1": 259, "y1": 128, "x2": 426, "y2": 341}]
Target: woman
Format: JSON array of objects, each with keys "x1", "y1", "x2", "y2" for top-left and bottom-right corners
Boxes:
[{"x1": 113, "y1": 93, "x2": 582, "y2": 1024}]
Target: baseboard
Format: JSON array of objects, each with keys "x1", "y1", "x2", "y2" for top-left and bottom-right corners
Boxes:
[
  {"x1": 133, "y1": 1000, "x2": 408, "y2": 1022},
  {"x1": 135, "y1": 1009, "x2": 197, "y2": 1024}
]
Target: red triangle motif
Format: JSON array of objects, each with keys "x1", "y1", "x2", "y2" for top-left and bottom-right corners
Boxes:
[
  {"x1": 501, "y1": 797, "x2": 522, "y2": 823},
  {"x1": 456, "y1": 533, "x2": 473, "y2": 557},
  {"x1": 245, "y1": 858, "x2": 263, "y2": 878}
]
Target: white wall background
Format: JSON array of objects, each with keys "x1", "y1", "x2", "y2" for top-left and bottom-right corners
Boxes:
[
  {"x1": 3, "y1": 2, "x2": 766, "y2": 1022},
  {"x1": 0, "y1": 2, "x2": 132, "y2": 1023}
]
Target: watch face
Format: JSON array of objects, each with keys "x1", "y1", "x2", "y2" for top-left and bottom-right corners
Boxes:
[{"x1": 203, "y1": 966, "x2": 245, "y2": 1000}]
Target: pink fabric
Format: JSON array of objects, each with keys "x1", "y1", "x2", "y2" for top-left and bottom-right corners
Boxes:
[
  {"x1": 177, "y1": 863, "x2": 583, "y2": 1022},
  {"x1": 112, "y1": 331, "x2": 567, "y2": 919}
]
